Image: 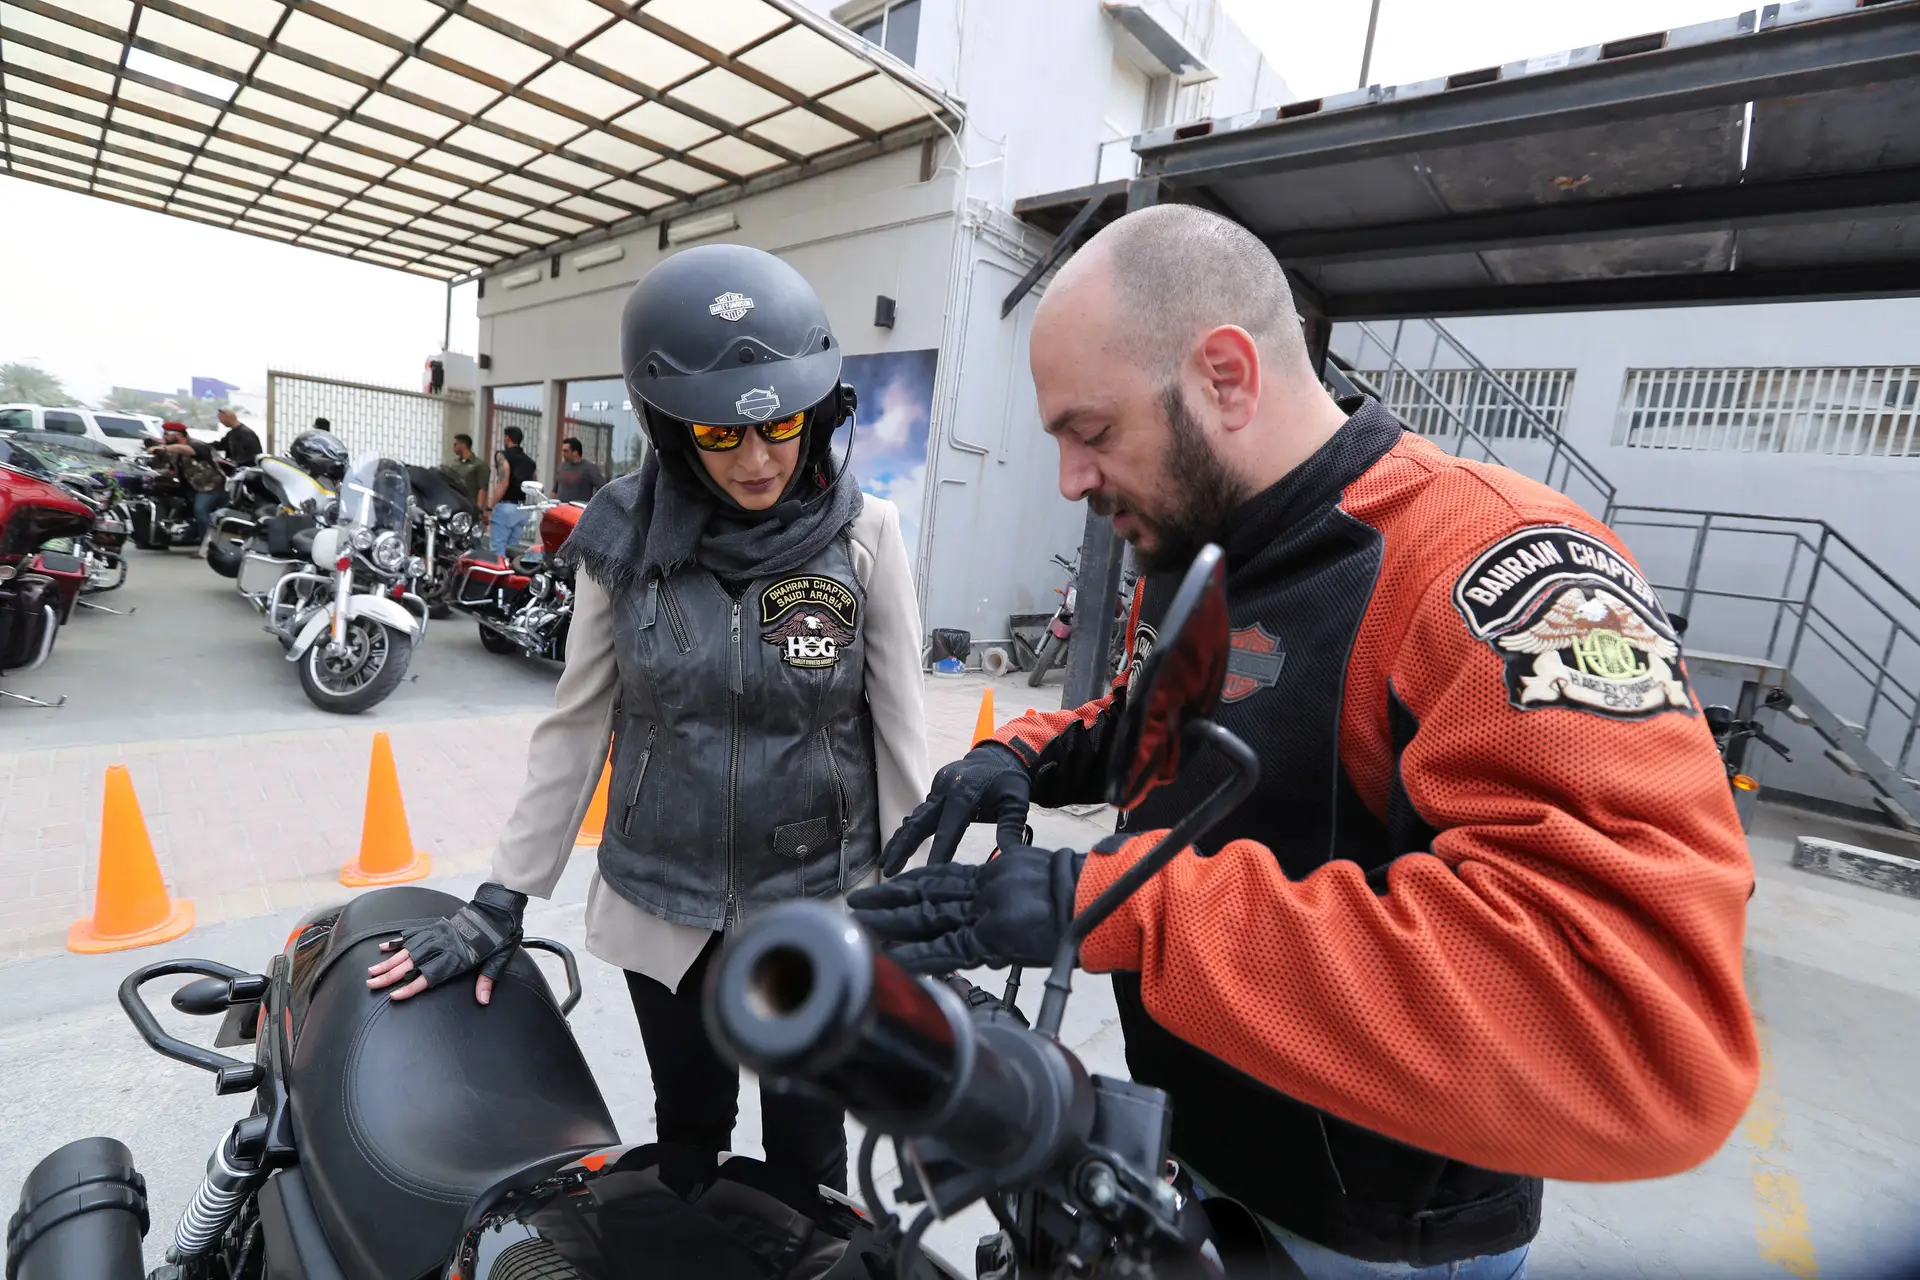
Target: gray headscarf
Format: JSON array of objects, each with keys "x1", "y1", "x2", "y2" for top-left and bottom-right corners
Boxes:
[{"x1": 560, "y1": 451, "x2": 863, "y2": 596}]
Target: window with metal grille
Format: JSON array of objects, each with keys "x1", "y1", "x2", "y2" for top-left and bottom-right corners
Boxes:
[
  {"x1": 1355, "y1": 368, "x2": 1574, "y2": 440},
  {"x1": 1615, "y1": 366, "x2": 1920, "y2": 456}
]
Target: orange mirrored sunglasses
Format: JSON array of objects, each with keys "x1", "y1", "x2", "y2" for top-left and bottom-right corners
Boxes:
[{"x1": 689, "y1": 411, "x2": 806, "y2": 452}]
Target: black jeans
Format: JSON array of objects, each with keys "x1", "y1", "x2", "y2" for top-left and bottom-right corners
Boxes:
[{"x1": 625, "y1": 932, "x2": 848, "y2": 1193}]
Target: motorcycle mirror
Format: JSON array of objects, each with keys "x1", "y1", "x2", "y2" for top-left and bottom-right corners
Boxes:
[{"x1": 1104, "y1": 544, "x2": 1229, "y2": 810}]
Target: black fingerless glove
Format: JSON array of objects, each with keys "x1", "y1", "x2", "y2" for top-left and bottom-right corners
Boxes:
[{"x1": 396, "y1": 882, "x2": 527, "y2": 989}]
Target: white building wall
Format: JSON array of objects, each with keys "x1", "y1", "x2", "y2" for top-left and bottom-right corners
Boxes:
[
  {"x1": 479, "y1": 1, "x2": 1291, "y2": 651},
  {"x1": 1428, "y1": 300, "x2": 1920, "y2": 587}
]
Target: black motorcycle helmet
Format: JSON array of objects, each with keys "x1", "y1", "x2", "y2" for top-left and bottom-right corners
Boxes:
[
  {"x1": 287, "y1": 428, "x2": 349, "y2": 485},
  {"x1": 621, "y1": 243, "x2": 855, "y2": 515}
]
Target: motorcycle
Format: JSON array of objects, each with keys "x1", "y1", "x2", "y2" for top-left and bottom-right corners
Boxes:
[
  {"x1": 1018, "y1": 554, "x2": 1137, "y2": 689},
  {"x1": 0, "y1": 436, "x2": 134, "y2": 598},
  {"x1": 1704, "y1": 689, "x2": 1794, "y2": 795},
  {"x1": 128, "y1": 455, "x2": 232, "y2": 552},
  {"x1": 234, "y1": 452, "x2": 430, "y2": 714},
  {"x1": 405, "y1": 465, "x2": 482, "y2": 620},
  {"x1": 7, "y1": 546, "x2": 1259, "y2": 1280},
  {"x1": 206, "y1": 458, "x2": 336, "y2": 581},
  {"x1": 447, "y1": 482, "x2": 583, "y2": 662},
  {"x1": 0, "y1": 443, "x2": 96, "y2": 707}
]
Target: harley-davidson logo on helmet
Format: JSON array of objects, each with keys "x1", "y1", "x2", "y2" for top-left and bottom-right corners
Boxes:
[
  {"x1": 709, "y1": 291, "x2": 755, "y2": 322},
  {"x1": 735, "y1": 387, "x2": 781, "y2": 421}
]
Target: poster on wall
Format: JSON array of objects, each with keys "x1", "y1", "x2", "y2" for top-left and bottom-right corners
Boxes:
[{"x1": 840, "y1": 348, "x2": 936, "y2": 565}]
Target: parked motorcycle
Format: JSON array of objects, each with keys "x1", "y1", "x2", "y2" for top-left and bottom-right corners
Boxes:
[
  {"x1": 234, "y1": 452, "x2": 429, "y2": 714},
  {"x1": 206, "y1": 457, "x2": 335, "y2": 581},
  {"x1": 1705, "y1": 688, "x2": 1794, "y2": 794},
  {"x1": 4, "y1": 546, "x2": 1247, "y2": 1280},
  {"x1": 127, "y1": 456, "x2": 231, "y2": 552},
  {"x1": 1018, "y1": 554, "x2": 1137, "y2": 689},
  {"x1": 0, "y1": 443, "x2": 95, "y2": 707},
  {"x1": 447, "y1": 482, "x2": 583, "y2": 661},
  {"x1": 405, "y1": 465, "x2": 482, "y2": 619},
  {"x1": 0, "y1": 436, "x2": 134, "y2": 597}
]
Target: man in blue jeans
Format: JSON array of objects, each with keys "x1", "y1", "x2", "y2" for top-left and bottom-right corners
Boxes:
[
  {"x1": 147, "y1": 421, "x2": 225, "y2": 555},
  {"x1": 487, "y1": 425, "x2": 538, "y2": 559}
]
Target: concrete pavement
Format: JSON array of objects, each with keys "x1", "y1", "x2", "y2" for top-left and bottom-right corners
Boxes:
[{"x1": 1, "y1": 550, "x2": 1917, "y2": 1275}]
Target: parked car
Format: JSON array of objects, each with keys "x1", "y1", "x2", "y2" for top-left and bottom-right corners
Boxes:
[{"x1": 0, "y1": 404, "x2": 152, "y2": 458}]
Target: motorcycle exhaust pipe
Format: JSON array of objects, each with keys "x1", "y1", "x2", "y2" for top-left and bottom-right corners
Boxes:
[
  {"x1": 170, "y1": 1116, "x2": 268, "y2": 1261},
  {"x1": 7, "y1": 1137, "x2": 149, "y2": 1280}
]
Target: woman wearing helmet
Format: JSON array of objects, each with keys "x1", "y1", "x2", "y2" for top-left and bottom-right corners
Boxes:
[{"x1": 367, "y1": 245, "x2": 931, "y2": 1197}]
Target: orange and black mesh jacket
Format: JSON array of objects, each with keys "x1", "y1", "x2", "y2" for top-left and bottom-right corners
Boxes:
[{"x1": 992, "y1": 400, "x2": 1758, "y2": 1266}]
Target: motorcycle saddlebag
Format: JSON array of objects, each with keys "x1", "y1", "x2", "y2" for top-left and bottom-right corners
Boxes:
[
  {"x1": 264, "y1": 513, "x2": 317, "y2": 559},
  {"x1": 452, "y1": 560, "x2": 513, "y2": 608},
  {"x1": 0, "y1": 576, "x2": 60, "y2": 674}
]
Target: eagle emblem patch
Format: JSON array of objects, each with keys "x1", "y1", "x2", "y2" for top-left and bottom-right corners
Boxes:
[
  {"x1": 1453, "y1": 526, "x2": 1692, "y2": 720},
  {"x1": 762, "y1": 575, "x2": 858, "y2": 669}
]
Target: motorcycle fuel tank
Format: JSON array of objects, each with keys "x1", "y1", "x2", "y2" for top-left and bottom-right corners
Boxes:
[{"x1": 539, "y1": 502, "x2": 583, "y2": 556}]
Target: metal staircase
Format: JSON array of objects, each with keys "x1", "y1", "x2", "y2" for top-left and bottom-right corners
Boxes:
[{"x1": 1329, "y1": 318, "x2": 1920, "y2": 834}]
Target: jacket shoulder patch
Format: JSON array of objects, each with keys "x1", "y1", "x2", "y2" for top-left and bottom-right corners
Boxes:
[{"x1": 1452, "y1": 525, "x2": 1692, "y2": 720}]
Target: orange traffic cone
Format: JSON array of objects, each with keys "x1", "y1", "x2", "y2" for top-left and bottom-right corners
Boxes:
[
  {"x1": 576, "y1": 750, "x2": 613, "y2": 848},
  {"x1": 341, "y1": 733, "x2": 432, "y2": 886},
  {"x1": 973, "y1": 687, "x2": 996, "y2": 746},
  {"x1": 68, "y1": 766, "x2": 194, "y2": 953}
]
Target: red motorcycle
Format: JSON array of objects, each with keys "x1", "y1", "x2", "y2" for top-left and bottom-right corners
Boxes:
[
  {"x1": 448, "y1": 482, "x2": 584, "y2": 661},
  {"x1": 0, "y1": 443, "x2": 93, "y2": 707}
]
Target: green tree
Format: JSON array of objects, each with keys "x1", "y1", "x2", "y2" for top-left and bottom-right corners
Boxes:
[
  {"x1": 0, "y1": 362, "x2": 70, "y2": 405},
  {"x1": 100, "y1": 386, "x2": 223, "y2": 430}
]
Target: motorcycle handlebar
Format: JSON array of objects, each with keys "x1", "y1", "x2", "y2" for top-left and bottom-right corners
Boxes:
[{"x1": 704, "y1": 903, "x2": 1090, "y2": 1183}]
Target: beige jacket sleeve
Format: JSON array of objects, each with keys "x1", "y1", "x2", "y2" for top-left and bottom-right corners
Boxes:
[
  {"x1": 848, "y1": 493, "x2": 932, "y2": 841},
  {"x1": 489, "y1": 575, "x2": 618, "y2": 897}
]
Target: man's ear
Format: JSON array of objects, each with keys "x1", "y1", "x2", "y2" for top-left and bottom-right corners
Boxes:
[{"x1": 1194, "y1": 325, "x2": 1261, "y2": 432}]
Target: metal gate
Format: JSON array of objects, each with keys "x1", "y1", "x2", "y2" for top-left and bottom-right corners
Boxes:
[{"x1": 265, "y1": 370, "x2": 472, "y2": 465}]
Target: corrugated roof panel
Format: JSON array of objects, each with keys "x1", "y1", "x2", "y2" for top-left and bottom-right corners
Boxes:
[
  {"x1": 442, "y1": 124, "x2": 539, "y2": 168},
  {"x1": 49, "y1": 0, "x2": 134, "y2": 27},
  {"x1": 354, "y1": 91, "x2": 463, "y2": 140},
  {"x1": 3, "y1": 43, "x2": 120, "y2": 94},
  {"x1": 612, "y1": 99, "x2": 720, "y2": 150},
  {"x1": 235, "y1": 84, "x2": 337, "y2": 131},
  {"x1": 563, "y1": 131, "x2": 661, "y2": 172},
  {"x1": 279, "y1": 9, "x2": 401, "y2": 80},
  {"x1": 384, "y1": 56, "x2": 502, "y2": 115},
  {"x1": 816, "y1": 74, "x2": 934, "y2": 131},
  {"x1": 470, "y1": 0, "x2": 612, "y2": 48},
  {"x1": 492, "y1": 171, "x2": 569, "y2": 203},
  {"x1": 525, "y1": 151, "x2": 613, "y2": 190},
  {"x1": 577, "y1": 21, "x2": 705, "y2": 89},
  {"x1": 640, "y1": 0, "x2": 788, "y2": 57},
  {"x1": 689, "y1": 134, "x2": 783, "y2": 176},
  {"x1": 738, "y1": 26, "x2": 872, "y2": 97},
  {"x1": 12, "y1": 103, "x2": 104, "y2": 140},
  {"x1": 592, "y1": 176, "x2": 670, "y2": 208},
  {"x1": 318, "y1": 0, "x2": 443, "y2": 43},
  {"x1": 636, "y1": 156, "x2": 726, "y2": 194},
  {"x1": 670, "y1": 66, "x2": 789, "y2": 126},
  {"x1": 189, "y1": 0, "x2": 286, "y2": 37},
  {"x1": 135, "y1": 9, "x2": 261, "y2": 75},
  {"x1": 7, "y1": 4, "x2": 125, "y2": 64},
  {"x1": 523, "y1": 63, "x2": 641, "y2": 119},
  {"x1": 748, "y1": 106, "x2": 856, "y2": 155},
  {"x1": 480, "y1": 96, "x2": 585, "y2": 146},
  {"x1": 423, "y1": 14, "x2": 549, "y2": 84}
]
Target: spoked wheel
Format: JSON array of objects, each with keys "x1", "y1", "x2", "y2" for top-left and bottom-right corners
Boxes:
[
  {"x1": 1027, "y1": 633, "x2": 1065, "y2": 687},
  {"x1": 299, "y1": 617, "x2": 413, "y2": 714}
]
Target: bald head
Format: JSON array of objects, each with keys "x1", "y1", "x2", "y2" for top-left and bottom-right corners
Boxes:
[{"x1": 1044, "y1": 203, "x2": 1309, "y2": 388}]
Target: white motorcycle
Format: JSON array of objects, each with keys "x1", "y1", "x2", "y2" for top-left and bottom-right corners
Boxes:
[{"x1": 234, "y1": 453, "x2": 429, "y2": 714}]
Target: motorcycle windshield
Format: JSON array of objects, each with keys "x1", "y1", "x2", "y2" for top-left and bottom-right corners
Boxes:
[{"x1": 339, "y1": 454, "x2": 410, "y2": 532}]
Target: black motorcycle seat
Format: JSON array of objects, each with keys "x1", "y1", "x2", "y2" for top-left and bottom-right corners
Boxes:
[
  {"x1": 289, "y1": 886, "x2": 619, "y2": 1280},
  {"x1": 290, "y1": 527, "x2": 316, "y2": 560}
]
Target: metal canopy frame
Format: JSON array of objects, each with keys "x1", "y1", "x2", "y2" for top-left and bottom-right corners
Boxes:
[
  {"x1": 1017, "y1": 0, "x2": 1920, "y2": 326},
  {"x1": 0, "y1": 0, "x2": 959, "y2": 281}
]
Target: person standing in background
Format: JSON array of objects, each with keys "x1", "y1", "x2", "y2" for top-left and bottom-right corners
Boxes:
[
  {"x1": 489, "y1": 425, "x2": 537, "y2": 558},
  {"x1": 441, "y1": 432, "x2": 488, "y2": 501},
  {"x1": 213, "y1": 406, "x2": 262, "y2": 466},
  {"x1": 553, "y1": 436, "x2": 606, "y2": 503}
]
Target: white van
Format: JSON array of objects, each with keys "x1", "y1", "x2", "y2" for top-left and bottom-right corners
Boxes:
[{"x1": 0, "y1": 404, "x2": 155, "y2": 458}]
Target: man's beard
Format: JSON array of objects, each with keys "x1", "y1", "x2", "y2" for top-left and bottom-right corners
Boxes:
[{"x1": 1091, "y1": 386, "x2": 1249, "y2": 575}]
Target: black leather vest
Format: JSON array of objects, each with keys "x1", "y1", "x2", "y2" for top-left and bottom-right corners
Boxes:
[{"x1": 598, "y1": 533, "x2": 880, "y2": 930}]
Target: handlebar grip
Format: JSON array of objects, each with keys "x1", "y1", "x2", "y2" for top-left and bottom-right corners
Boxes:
[{"x1": 705, "y1": 903, "x2": 1090, "y2": 1178}]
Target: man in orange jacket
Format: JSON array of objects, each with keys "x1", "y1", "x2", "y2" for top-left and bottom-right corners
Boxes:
[{"x1": 851, "y1": 204, "x2": 1758, "y2": 1279}]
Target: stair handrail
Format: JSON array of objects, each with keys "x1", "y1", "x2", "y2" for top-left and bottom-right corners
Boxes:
[{"x1": 1350, "y1": 319, "x2": 1619, "y2": 518}]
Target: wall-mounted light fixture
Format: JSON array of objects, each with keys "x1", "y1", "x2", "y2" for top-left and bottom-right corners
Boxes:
[
  {"x1": 501, "y1": 266, "x2": 542, "y2": 290},
  {"x1": 874, "y1": 295, "x2": 896, "y2": 329},
  {"x1": 572, "y1": 244, "x2": 626, "y2": 271},
  {"x1": 665, "y1": 209, "x2": 740, "y2": 246}
]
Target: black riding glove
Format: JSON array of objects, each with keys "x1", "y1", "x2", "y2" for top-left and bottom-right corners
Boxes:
[
  {"x1": 849, "y1": 845, "x2": 1084, "y2": 974},
  {"x1": 880, "y1": 743, "x2": 1031, "y2": 875},
  {"x1": 392, "y1": 882, "x2": 527, "y2": 989}
]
